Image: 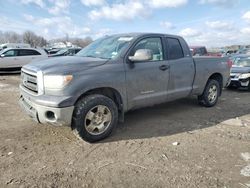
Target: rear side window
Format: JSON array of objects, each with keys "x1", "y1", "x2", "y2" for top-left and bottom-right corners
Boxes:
[
  {"x1": 200, "y1": 47, "x2": 207, "y2": 55},
  {"x1": 195, "y1": 48, "x2": 202, "y2": 56},
  {"x1": 18, "y1": 49, "x2": 41, "y2": 56},
  {"x1": 167, "y1": 38, "x2": 184, "y2": 60}
]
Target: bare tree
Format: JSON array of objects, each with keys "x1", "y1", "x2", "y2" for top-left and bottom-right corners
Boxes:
[
  {"x1": 70, "y1": 37, "x2": 93, "y2": 47},
  {"x1": 23, "y1": 31, "x2": 36, "y2": 47},
  {"x1": 0, "y1": 30, "x2": 93, "y2": 48},
  {"x1": 23, "y1": 31, "x2": 47, "y2": 47},
  {"x1": 48, "y1": 37, "x2": 93, "y2": 48},
  {"x1": 0, "y1": 31, "x2": 22, "y2": 43}
]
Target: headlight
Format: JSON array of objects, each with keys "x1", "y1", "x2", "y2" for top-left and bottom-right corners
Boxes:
[
  {"x1": 43, "y1": 75, "x2": 73, "y2": 90},
  {"x1": 238, "y1": 73, "x2": 250, "y2": 79}
]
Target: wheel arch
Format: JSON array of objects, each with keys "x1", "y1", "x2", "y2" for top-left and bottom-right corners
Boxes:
[
  {"x1": 74, "y1": 87, "x2": 125, "y2": 123},
  {"x1": 208, "y1": 73, "x2": 223, "y2": 95}
]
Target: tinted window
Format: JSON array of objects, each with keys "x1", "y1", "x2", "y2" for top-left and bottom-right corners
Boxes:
[
  {"x1": 167, "y1": 38, "x2": 184, "y2": 60},
  {"x1": 19, "y1": 49, "x2": 41, "y2": 56},
  {"x1": 200, "y1": 47, "x2": 207, "y2": 55},
  {"x1": 3, "y1": 50, "x2": 18, "y2": 57},
  {"x1": 195, "y1": 48, "x2": 202, "y2": 56},
  {"x1": 68, "y1": 49, "x2": 75, "y2": 55},
  {"x1": 132, "y1": 37, "x2": 163, "y2": 61},
  {"x1": 75, "y1": 49, "x2": 81, "y2": 53}
]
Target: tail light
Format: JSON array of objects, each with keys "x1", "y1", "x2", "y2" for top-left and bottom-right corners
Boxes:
[{"x1": 227, "y1": 59, "x2": 233, "y2": 68}]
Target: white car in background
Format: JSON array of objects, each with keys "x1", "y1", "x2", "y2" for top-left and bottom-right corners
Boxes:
[{"x1": 0, "y1": 48, "x2": 48, "y2": 72}]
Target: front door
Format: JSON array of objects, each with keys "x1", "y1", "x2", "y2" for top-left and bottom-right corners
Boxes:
[
  {"x1": 0, "y1": 49, "x2": 19, "y2": 68},
  {"x1": 125, "y1": 37, "x2": 170, "y2": 109}
]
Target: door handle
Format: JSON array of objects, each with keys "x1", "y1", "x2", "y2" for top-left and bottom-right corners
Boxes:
[{"x1": 159, "y1": 65, "x2": 170, "y2": 71}]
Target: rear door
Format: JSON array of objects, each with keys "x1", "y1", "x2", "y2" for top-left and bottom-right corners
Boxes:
[
  {"x1": 29, "y1": 49, "x2": 44, "y2": 61},
  {"x1": 17, "y1": 49, "x2": 33, "y2": 66},
  {"x1": 165, "y1": 37, "x2": 195, "y2": 100},
  {"x1": 125, "y1": 36, "x2": 170, "y2": 109},
  {"x1": 18, "y1": 49, "x2": 42, "y2": 66}
]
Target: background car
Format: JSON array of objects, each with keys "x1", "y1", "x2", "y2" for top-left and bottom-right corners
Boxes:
[
  {"x1": 229, "y1": 54, "x2": 249, "y2": 62},
  {"x1": 49, "y1": 48, "x2": 82, "y2": 57},
  {"x1": 46, "y1": 48, "x2": 61, "y2": 55},
  {"x1": 236, "y1": 48, "x2": 250, "y2": 55},
  {"x1": 190, "y1": 46, "x2": 208, "y2": 56},
  {"x1": 229, "y1": 56, "x2": 250, "y2": 90},
  {"x1": 222, "y1": 49, "x2": 237, "y2": 57},
  {"x1": 0, "y1": 48, "x2": 48, "y2": 72}
]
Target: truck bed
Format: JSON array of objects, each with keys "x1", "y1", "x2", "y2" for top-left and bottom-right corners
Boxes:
[{"x1": 192, "y1": 56, "x2": 230, "y2": 95}]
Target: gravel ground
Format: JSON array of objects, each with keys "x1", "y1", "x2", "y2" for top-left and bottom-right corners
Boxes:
[{"x1": 0, "y1": 74, "x2": 250, "y2": 188}]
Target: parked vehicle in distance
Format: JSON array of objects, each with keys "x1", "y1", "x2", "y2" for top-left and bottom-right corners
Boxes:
[
  {"x1": 228, "y1": 56, "x2": 250, "y2": 90},
  {"x1": 0, "y1": 48, "x2": 48, "y2": 72},
  {"x1": 0, "y1": 43, "x2": 31, "y2": 50},
  {"x1": 47, "y1": 48, "x2": 61, "y2": 55},
  {"x1": 19, "y1": 33, "x2": 231, "y2": 142},
  {"x1": 49, "y1": 48, "x2": 82, "y2": 57},
  {"x1": 230, "y1": 54, "x2": 249, "y2": 62},
  {"x1": 190, "y1": 46, "x2": 208, "y2": 56},
  {"x1": 222, "y1": 49, "x2": 237, "y2": 57},
  {"x1": 236, "y1": 48, "x2": 250, "y2": 55},
  {"x1": 207, "y1": 51, "x2": 222, "y2": 57}
]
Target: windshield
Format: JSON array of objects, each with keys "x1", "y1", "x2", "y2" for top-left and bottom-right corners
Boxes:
[
  {"x1": 55, "y1": 49, "x2": 68, "y2": 55},
  {"x1": 76, "y1": 35, "x2": 133, "y2": 59},
  {"x1": 233, "y1": 58, "x2": 250, "y2": 67},
  {"x1": 0, "y1": 48, "x2": 8, "y2": 55}
]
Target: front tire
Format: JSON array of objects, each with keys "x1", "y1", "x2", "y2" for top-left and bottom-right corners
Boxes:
[
  {"x1": 72, "y1": 94, "x2": 118, "y2": 142},
  {"x1": 198, "y1": 79, "x2": 220, "y2": 107}
]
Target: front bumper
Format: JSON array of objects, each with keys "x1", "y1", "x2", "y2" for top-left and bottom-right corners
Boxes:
[
  {"x1": 229, "y1": 78, "x2": 249, "y2": 88},
  {"x1": 19, "y1": 94, "x2": 74, "y2": 126}
]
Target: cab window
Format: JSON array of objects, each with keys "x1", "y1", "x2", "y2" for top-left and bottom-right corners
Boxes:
[
  {"x1": 167, "y1": 38, "x2": 184, "y2": 60},
  {"x1": 132, "y1": 37, "x2": 163, "y2": 61}
]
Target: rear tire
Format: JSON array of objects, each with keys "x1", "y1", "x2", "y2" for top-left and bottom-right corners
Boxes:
[
  {"x1": 72, "y1": 94, "x2": 118, "y2": 142},
  {"x1": 198, "y1": 79, "x2": 220, "y2": 107}
]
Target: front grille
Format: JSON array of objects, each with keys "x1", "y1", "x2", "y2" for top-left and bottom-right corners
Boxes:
[{"x1": 21, "y1": 70, "x2": 38, "y2": 94}]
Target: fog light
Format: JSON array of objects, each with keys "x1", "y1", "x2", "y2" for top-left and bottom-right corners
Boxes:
[{"x1": 45, "y1": 111, "x2": 56, "y2": 121}]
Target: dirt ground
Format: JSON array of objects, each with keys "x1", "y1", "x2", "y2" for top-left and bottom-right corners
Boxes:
[{"x1": 0, "y1": 74, "x2": 250, "y2": 188}]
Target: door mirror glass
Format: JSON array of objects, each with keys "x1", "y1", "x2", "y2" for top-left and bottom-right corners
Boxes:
[{"x1": 129, "y1": 49, "x2": 153, "y2": 62}]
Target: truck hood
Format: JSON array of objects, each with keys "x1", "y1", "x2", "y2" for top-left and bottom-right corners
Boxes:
[
  {"x1": 231, "y1": 66, "x2": 250, "y2": 73},
  {"x1": 24, "y1": 56, "x2": 108, "y2": 74}
]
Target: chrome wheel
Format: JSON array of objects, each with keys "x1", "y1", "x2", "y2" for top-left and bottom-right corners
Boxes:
[
  {"x1": 208, "y1": 84, "x2": 218, "y2": 103},
  {"x1": 84, "y1": 105, "x2": 112, "y2": 135}
]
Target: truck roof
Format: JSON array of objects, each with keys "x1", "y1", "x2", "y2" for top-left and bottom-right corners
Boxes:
[{"x1": 107, "y1": 32, "x2": 184, "y2": 39}]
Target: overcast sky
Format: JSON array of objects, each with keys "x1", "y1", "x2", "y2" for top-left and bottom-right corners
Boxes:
[{"x1": 0, "y1": 0, "x2": 250, "y2": 47}]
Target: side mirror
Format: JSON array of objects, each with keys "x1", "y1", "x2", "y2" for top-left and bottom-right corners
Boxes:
[
  {"x1": 0, "y1": 54, "x2": 5, "y2": 58},
  {"x1": 128, "y1": 49, "x2": 153, "y2": 62}
]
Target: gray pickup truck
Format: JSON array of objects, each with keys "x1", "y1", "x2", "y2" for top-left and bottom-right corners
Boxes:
[{"x1": 19, "y1": 33, "x2": 231, "y2": 142}]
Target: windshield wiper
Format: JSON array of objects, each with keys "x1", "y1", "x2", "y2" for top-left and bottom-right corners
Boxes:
[
  {"x1": 83, "y1": 55, "x2": 97, "y2": 58},
  {"x1": 83, "y1": 55, "x2": 110, "y2": 60}
]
